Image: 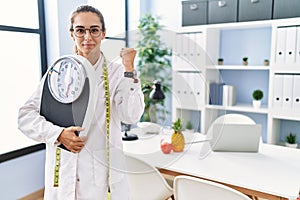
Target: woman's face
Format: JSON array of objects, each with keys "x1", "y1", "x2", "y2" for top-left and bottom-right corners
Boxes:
[{"x1": 71, "y1": 12, "x2": 106, "y2": 58}]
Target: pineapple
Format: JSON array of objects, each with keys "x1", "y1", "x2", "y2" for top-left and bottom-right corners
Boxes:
[{"x1": 171, "y1": 118, "x2": 185, "y2": 152}]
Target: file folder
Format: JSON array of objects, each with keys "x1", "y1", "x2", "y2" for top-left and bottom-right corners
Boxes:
[
  {"x1": 195, "y1": 32, "x2": 204, "y2": 67},
  {"x1": 193, "y1": 72, "x2": 205, "y2": 107},
  {"x1": 285, "y1": 26, "x2": 297, "y2": 64},
  {"x1": 173, "y1": 72, "x2": 189, "y2": 108},
  {"x1": 222, "y1": 85, "x2": 236, "y2": 106},
  {"x1": 188, "y1": 33, "x2": 196, "y2": 67},
  {"x1": 182, "y1": 33, "x2": 190, "y2": 67},
  {"x1": 173, "y1": 34, "x2": 179, "y2": 67},
  {"x1": 175, "y1": 34, "x2": 184, "y2": 68},
  {"x1": 282, "y1": 75, "x2": 294, "y2": 109},
  {"x1": 185, "y1": 72, "x2": 195, "y2": 106},
  {"x1": 173, "y1": 72, "x2": 181, "y2": 107},
  {"x1": 275, "y1": 27, "x2": 286, "y2": 64},
  {"x1": 209, "y1": 82, "x2": 218, "y2": 105},
  {"x1": 292, "y1": 75, "x2": 300, "y2": 110},
  {"x1": 296, "y1": 27, "x2": 300, "y2": 64},
  {"x1": 273, "y1": 74, "x2": 283, "y2": 109}
]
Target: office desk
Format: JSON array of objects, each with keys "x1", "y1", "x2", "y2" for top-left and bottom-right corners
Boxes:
[{"x1": 123, "y1": 129, "x2": 300, "y2": 200}]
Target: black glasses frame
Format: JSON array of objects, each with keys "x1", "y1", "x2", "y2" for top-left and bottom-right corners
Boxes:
[{"x1": 71, "y1": 26, "x2": 102, "y2": 38}]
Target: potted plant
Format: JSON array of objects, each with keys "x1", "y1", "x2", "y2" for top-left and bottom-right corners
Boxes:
[
  {"x1": 285, "y1": 133, "x2": 297, "y2": 148},
  {"x1": 136, "y1": 13, "x2": 172, "y2": 123},
  {"x1": 264, "y1": 59, "x2": 269, "y2": 66},
  {"x1": 185, "y1": 120, "x2": 194, "y2": 132},
  {"x1": 171, "y1": 118, "x2": 185, "y2": 152},
  {"x1": 252, "y1": 89, "x2": 263, "y2": 108},
  {"x1": 242, "y1": 57, "x2": 248, "y2": 65},
  {"x1": 218, "y1": 58, "x2": 223, "y2": 65}
]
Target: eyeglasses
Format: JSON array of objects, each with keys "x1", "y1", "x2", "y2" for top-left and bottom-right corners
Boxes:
[{"x1": 71, "y1": 26, "x2": 102, "y2": 38}]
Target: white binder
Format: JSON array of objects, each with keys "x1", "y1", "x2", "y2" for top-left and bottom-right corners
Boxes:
[
  {"x1": 285, "y1": 26, "x2": 297, "y2": 64},
  {"x1": 185, "y1": 72, "x2": 194, "y2": 107},
  {"x1": 275, "y1": 27, "x2": 286, "y2": 64},
  {"x1": 175, "y1": 72, "x2": 189, "y2": 108},
  {"x1": 195, "y1": 32, "x2": 204, "y2": 67},
  {"x1": 296, "y1": 27, "x2": 300, "y2": 64},
  {"x1": 282, "y1": 75, "x2": 294, "y2": 109},
  {"x1": 273, "y1": 74, "x2": 283, "y2": 109},
  {"x1": 188, "y1": 33, "x2": 196, "y2": 67},
  {"x1": 193, "y1": 72, "x2": 205, "y2": 107},
  {"x1": 172, "y1": 34, "x2": 179, "y2": 67},
  {"x1": 292, "y1": 75, "x2": 300, "y2": 110},
  {"x1": 182, "y1": 33, "x2": 190, "y2": 67},
  {"x1": 175, "y1": 34, "x2": 184, "y2": 68},
  {"x1": 222, "y1": 85, "x2": 236, "y2": 106},
  {"x1": 173, "y1": 72, "x2": 183, "y2": 107}
]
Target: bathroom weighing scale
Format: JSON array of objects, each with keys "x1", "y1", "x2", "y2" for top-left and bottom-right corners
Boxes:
[{"x1": 40, "y1": 55, "x2": 96, "y2": 151}]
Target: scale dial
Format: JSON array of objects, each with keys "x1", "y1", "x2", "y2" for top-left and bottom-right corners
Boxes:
[{"x1": 48, "y1": 56, "x2": 86, "y2": 104}]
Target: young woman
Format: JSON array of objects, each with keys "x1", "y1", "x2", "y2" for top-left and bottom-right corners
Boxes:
[{"x1": 18, "y1": 5, "x2": 144, "y2": 200}]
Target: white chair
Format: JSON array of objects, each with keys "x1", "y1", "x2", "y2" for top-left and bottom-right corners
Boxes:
[
  {"x1": 124, "y1": 154, "x2": 173, "y2": 200},
  {"x1": 174, "y1": 175, "x2": 251, "y2": 200}
]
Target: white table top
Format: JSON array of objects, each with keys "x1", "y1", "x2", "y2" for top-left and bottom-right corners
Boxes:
[{"x1": 123, "y1": 128, "x2": 300, "y2": 199}]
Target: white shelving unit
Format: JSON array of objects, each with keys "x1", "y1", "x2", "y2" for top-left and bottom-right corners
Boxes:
[{"x1": 172, "y1": 17, "x2": 300, "y2": 147}]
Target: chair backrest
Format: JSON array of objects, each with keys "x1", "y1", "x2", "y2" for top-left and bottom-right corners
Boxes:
[
  {"x1": 124, "y1": 154, "x2": 173, "y2": 200},
  {"x1": 174, "y1": 175, "x2": 251, "y2": 200}
]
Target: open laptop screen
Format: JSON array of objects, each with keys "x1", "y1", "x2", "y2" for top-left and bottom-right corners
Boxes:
[{"x1": 210, "y1": 124, "x2": 262, "y2": 152}]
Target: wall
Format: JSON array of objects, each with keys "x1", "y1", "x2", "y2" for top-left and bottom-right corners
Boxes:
[
  {"x1": 45, "y1": 0, "x2": 87, "y2": 66},
  {"x1": 140, "y1": 0, "x2": 180, "y2": 30},
  {"x1": 0, "y1": 151, "x2": 45, "y2": 200}
]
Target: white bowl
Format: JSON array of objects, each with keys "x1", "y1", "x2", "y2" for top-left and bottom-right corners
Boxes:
[{"x1": 137, "y1": 122, "x2": 162, "y2": 133}]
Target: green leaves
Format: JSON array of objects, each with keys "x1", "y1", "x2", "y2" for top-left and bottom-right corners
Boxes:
[
  {"x1": 172, "y1": 118, "x2": 183, "y2": 133},
  {"x1": 136, "y1": 13, "x2": 172, "y2": 122},
  {"x1": 286, "y1": 133, "x2": 297, "y2": 144},
  {"x1": 252, "y1": 89, "x2": 264, "y2": 101}
]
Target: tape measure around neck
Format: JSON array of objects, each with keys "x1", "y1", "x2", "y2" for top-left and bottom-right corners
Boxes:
[
  {"x1": 103, "y1": 55, "x2": 111, "y2": 184},
  {"x1": 53, "y1": 54, "x2": 111, "y2": 187}
]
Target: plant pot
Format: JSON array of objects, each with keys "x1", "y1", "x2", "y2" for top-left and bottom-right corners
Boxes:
[
  {"x1": 243, "y1": 61, "x2": 248, "y2": 66},
  {"x1": 185, "y1": 129, "x2": 194, "y2": 133},
  {"x1": 264, "y1": 60, "x2": 269, "y2": 66},
  {"x1": 252, "y1": 100, "x2": 261, "y2": 109},
  {"x1": 285, "y1": 142, "x2": 298, "y2": 148}
]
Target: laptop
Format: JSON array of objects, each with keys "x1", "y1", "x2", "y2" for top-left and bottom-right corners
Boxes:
[{"x1": 210, "y1": 124, "x2": 262, "y2": 152}]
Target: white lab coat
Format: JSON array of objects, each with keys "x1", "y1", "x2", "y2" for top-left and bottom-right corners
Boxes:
[{"x1": 18, "y1": 56, "x2": 145, "y2": 200}]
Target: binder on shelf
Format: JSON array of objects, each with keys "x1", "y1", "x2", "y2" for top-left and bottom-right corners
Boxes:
[
  {"x1": 174, "y1": 33, "x2": 187, "y2": 68},
  {"x1": 173, "y1": 72, "x2": 187, "y2": 107},
  {"x1": 209, "y1": 82, "x2": 224, "y2": 105},
  {"x1": 222, "y1": 85, "x2": 236, "y2": 106},
  {"x1": 296, "y1": 26, "x2": 300, "y2": 64},
  {"x1": 195, "y1": 32, "x2": 204, "y2": 66},
  {"x1": 285, "y1": 26, "x2": 297, "y2": 64},
  {"x1": 275, "y1": 27, "x2": 286, "y2": 64},
  {"x1": 182, "y1": 33, "x2": 190, "y2": 66},
  {"x1": 292, "y1": 75, "x2": 300, "y2": 110},
  {"x1": 188, "y1": 33, "x2": 196, "y2": 67},
  {"x1": 173, "y1": 34, "x2": 179, "y2": 66},
  {"x1": 273, "y1": 74, "x2": 283, "y2": 109},
  {"x1": 193, "y1": 72, "x2": 205, "y2": 107},
  {"x1": 209, "y1": 82, "x2": 218, "y2": 105},
  {"x1": 185, "y1": 72, "x2": 194, "y2": 106},
  {"x1": 218, "y1": 83, "x2": 225, "y2": 105},
  {"x1": 282, "y1": 75, "x2": 294, "y2": 109}
]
